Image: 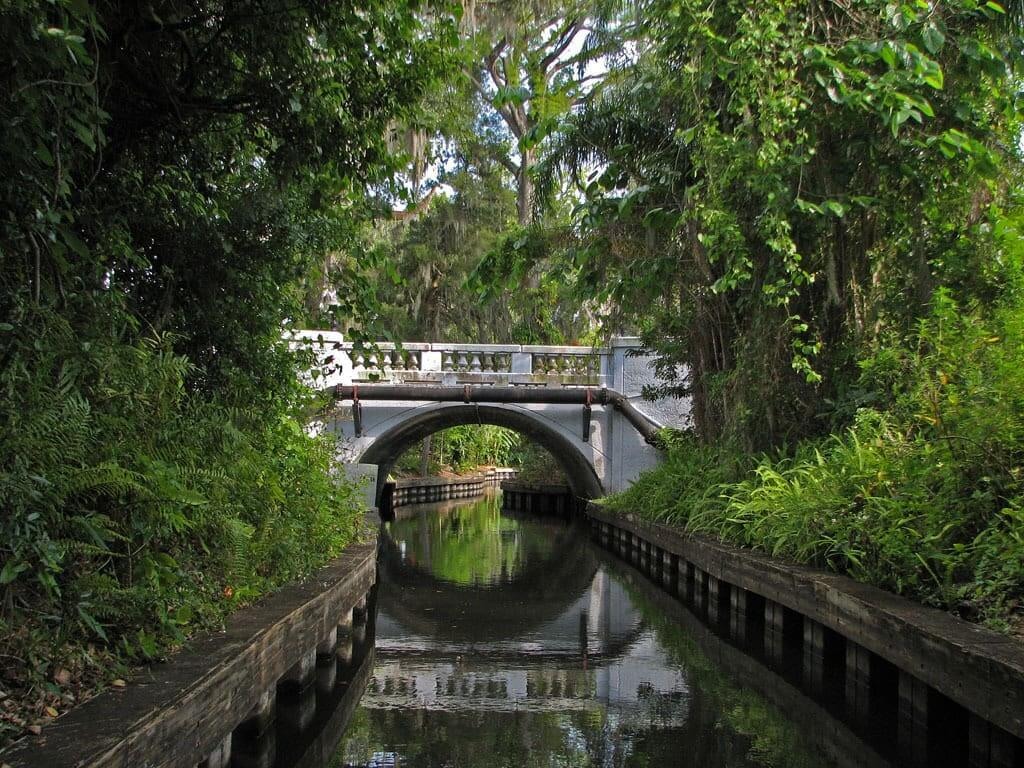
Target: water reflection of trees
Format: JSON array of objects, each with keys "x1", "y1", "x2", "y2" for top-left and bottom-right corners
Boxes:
[
  {"x1": 338, "y1": 500, "x2": 837, "y2": 768},
  {"x1": 378, "y1": 498, "x2": 608, "y2": 646},
  {"x1": 385, "y1": 494, "x2": 556, "y2": 586}
]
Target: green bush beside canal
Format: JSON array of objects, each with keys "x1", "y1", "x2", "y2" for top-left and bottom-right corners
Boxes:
[
  {"x1": 604, "y1": 293, "x2": 1024, "y2": 634},
  {"x1": 0, "y1": 327, "x2": 368, "y2": 745}
]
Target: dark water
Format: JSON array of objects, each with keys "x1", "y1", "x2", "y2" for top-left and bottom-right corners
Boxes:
[{"x1": 310, "y1": 492, "x2": 886, "y2": 768}]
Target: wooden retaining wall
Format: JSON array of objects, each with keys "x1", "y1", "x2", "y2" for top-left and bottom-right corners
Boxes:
[
  {"x1": 388, "y1": 468, "x2": 516, "y2": 508},
  {"x1": 584, "y1": 504, "x2": 1024, "y2": 768},
  {"x1": 5, "y1": 520, "x2": 379, "y2": 768},
  {"x1": 500, "y1": 480, "x2": 576, "y2": 517}
]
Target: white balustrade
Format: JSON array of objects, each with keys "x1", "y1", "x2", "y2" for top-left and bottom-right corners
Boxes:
[{"x1": 285, "y1": 331, "x2": 632, "y2": 389}]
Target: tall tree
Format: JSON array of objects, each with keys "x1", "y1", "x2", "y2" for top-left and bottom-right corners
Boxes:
[
  {"x1": 538, "y1": 0, "x2": 1023, "y2": 448},
  {"x1": 0, "y1": 0, "x2": 453, "y2": 716},
  {"x1": 463, "y1": 0, "x2": 628, "y2": 224}
]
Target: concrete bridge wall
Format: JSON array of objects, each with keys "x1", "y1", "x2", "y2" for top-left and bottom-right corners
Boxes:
[{"x1": 292, "y1": 333, "x2": 690, "y2": 498}]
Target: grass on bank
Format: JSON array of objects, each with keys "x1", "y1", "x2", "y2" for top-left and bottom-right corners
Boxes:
[{"x1": 603, "y1": 293, "x2": 1024, "y2": 635}]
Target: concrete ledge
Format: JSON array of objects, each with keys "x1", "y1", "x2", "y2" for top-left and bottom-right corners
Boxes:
[
  {"x1": 393, "y1": 468, "x2": 515, "y2": 490},
  {"x1": 585, "y1": 503, "x2": 1024, "y2": 741},
  {"x1": 6, "y1": 522, "x2": 379, "y2": 768}
]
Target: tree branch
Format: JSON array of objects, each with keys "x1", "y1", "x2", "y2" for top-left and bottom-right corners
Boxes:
[{"x1": 540, "y1": 18, "x2": 583, "y2": 72}]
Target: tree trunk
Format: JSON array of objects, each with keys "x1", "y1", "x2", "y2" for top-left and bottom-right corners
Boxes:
[
  {"x1": 517, "y1": 147, "x2": 535, "y2": 226},
  {"x1": 419, "y1": 434, "x2": 432, "y2": 477}
]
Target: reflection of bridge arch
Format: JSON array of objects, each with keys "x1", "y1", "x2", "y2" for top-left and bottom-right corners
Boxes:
[
  {"x1": 378, "y1": 535, "x2": 646, "y2": 660},
  {"x1": 358, "y1": 403, "x2": 605, "y2": 502},
  {"x1": 366, "y1": 566, "x2": 688, "y2": 727},
  {"x1": 377, "y1": 522, "x2": 602, "y2": 644}
]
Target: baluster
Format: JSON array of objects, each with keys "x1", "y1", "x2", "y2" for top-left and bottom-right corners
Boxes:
[
  {"x1": 442, "y1": 352, "x2": 455, "y2": 372},
  {"x1": 353, "y1": 350, "x2": 365, "y2": 372},
  {"x1": 456, "y1": 351, "x2": 469, "y2": 371},
  {"x1": 497, "y1": 353, "x2": 511, "y2": 372},
  {"x1": 392, "y1": 349, "x2": 405, "y2": 371},
  {"x1": 470, "y1": 353, "x2": 482, "y2": 372},
  {"x1": 482, "y1": 353, "x2": 494, "y2": 372},
  {"x1": 367, "y1": 351, "x2": 379, "y2": 372},
  {"x1": 407, "y1": 351, "x2": 420, "y2": 371}
]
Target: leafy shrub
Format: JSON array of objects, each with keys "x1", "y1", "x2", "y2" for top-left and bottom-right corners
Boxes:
[
  {"x1": 605, "y1": 294, "x2": 1024, "y2": 630},
  {"x1": 0, "y1": 310, "x2": 364, "y2": 729},
  {"x1": 393, "y1": 426, "x2": 524, "y2": 476},
  {"x1": 514, "y1": 442, "x2": 567, "y2": 485}
]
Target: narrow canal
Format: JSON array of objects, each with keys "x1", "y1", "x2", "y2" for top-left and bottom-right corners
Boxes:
[{"x1": 261, "y1": 490, "x2": 892, "y2": 768}]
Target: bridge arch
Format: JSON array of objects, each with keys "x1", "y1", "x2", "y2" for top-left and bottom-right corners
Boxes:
[{"x1": 356, "y1": 402, "x2": 604, "y2": 500}]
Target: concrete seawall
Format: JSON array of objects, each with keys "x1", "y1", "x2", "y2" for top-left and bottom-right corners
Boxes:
[
  {"x1": 387, "y1": 468, "x2": 516, "y2": 509},
  {"x1": 584, "y1": 503, "x2": 1024, "y2": 768},
  {"x1": 5, "y1": 518, "x2": 379, "y2": 768},
  {"x1": 500, "y1": 479, "x2": 576, "y2": 517}
]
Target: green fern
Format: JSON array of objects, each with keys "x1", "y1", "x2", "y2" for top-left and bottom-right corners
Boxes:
[{"x1": 222, "y1": 518, "x2": 255, "y2": 582}]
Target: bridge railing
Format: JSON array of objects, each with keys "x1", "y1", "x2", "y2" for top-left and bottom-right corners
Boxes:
[{"x1": 287, "y1": 331, "x2": 618, "y2": 388}]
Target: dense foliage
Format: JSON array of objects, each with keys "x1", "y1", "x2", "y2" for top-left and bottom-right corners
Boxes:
[
  {"x1": 0, "y1": 0, "x2": 450, "y2": 744},
  {"x1": 606, "y1": 290, "x2": 1024, "y2": 631},
  {"x1": 333, "y1": 0, "x2": 1024, "y2": 634},
  {"x1": 540, "y1": 0, "x2": 1023, "y2": 449},
  {"x1": 3, "y1": 0, "x2": 1024, "y2": 748},
  {"x1": 540, "y1": 0, "x2": 1024, "y2": 633},
  {"x1": 393, "y1": 425, "x2": 524, "y2": 476},
  {"x1": 392, "y1": 426, "x2": 566, "y2": 486}
]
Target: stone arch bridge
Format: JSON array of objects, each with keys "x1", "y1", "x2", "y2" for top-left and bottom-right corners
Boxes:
[{"x1": 292, "y1": 332, "x2": 689, "y2": 501}]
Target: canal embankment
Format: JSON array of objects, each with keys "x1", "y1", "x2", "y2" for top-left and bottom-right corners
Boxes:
[
  {"x1": 597, "y1": 543, "x2": 892, "y2": 768},
  {"x1": 385, "y1": 468, "x2": 516, "y2": 509},
  {"x1": 500, "y1": 478, "x2": 576, "y2": 517},
  {"x1": 3, "y1": 517, "x2": 379, "y2": 768},
  {"x1": 583, "y1": 503, "x2": 1024, "y2": 768}
]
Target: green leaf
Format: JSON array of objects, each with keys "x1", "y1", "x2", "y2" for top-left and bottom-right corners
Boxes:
[
  {"x1": 61, "y1": 228, "x2": 90, "y2": 258},
  {"x1": 35, "y1": 143, "x2": 54, "y2": 167},
  {"x1": 0, "y1": 559, "x2": 27, "y2": 584},
  {"x1": 66, "y1": 0, "x2": 92, "y2": 17},
  {"x1": 921, "y1": 23, "x2": 945, "y2": 54},
  {"x1": 137, "y1": 629, "x2": 157, "y2": 658},
  {"x1": 795, "y1": 198, "x2": 824, "y2": 215},
  {"x1": 69, "y1": 119, "x2": 96, "y2": 150},
  {"x1": 880, "y1": 43, "x2": 898, "y2": 69},
  {"x1": 77, "y1": 605, "x2": 108, "y2": 641},
  {"x1": 923, "y1": 65, "x2": 944, "y2": 90},
  {"x1": 824, "y1": 200, "x2": 846, "y2": 217},
  {"x1": 492, "y1": 85, "x2": 530, "y2": 109}
]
